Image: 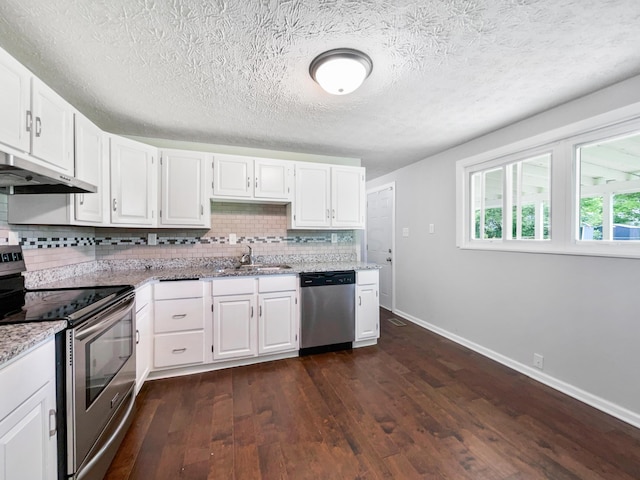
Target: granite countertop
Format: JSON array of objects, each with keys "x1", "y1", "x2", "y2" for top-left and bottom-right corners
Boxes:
[
  {"x1": 34, "y1": 261, "x2": 380, "y2": 290},
  {"x1": 0, "y1": 321, "x2": 67, "y2": 366},
  {"x1": 0, "y1": 260, "x2": 379, "y2": 367}
]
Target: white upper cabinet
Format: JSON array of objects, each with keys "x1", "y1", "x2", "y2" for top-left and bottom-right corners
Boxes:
[
  {"x1": 30, "y1": 78, "x2": 74, "y2": 174},
  {"x1": 213, "y1": 154, "x2": 292, "y2": 202},
  {"x1": 290, "y1": 163, "x2": 365, "y2": 229},
  {"x1": 292, "y1": 163, "x2": 332, "y2": 228},
  {"x1": 159, "y1": 149, "x2": 211, "y2": 228},
  {"x1": 109, "y1": 135, "x2": 158, "y2": 226},
  {"x1": 73, "y1": 113, "x2": 103, "y2": 224},
  {"x1": 0, "y1": 47, "x2": 31, "y2": 154},
  {"x1": 0, "y1": 47, "x2": 73, "y2": 175},
  {"x1": 331, "y1": 166, "x2": 365, "y2": 228}
]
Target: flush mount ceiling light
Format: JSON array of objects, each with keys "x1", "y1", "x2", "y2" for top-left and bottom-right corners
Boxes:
[{"x1": 309, "y1": 48, "x2": 373, "y2": 95}]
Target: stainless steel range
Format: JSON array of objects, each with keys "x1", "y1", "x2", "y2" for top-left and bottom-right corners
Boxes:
[{"x1": 0, "y1": 245, "x2": 136, "y2": 480}]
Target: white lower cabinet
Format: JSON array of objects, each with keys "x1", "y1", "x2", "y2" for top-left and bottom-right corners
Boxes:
[
  {"x1": 135, "y1": 284, "x2": 152, "y2": 393},
  {"x1": 211, "y1": 275, "x2": 298, "y2": 361},
  {"x1": 212, "y1": 294, "x2": 257, "y2": 361},
  {"x1": 258, "y1": 291, "x2": 298, "y2": 355},
  {"x1": 0, "y1": 339, "x2": 57, "y2": 480},
  {"x1": 152, "y1": 281, "x2": 206, "y2": 370},
  {"x1": 355, "y1": 270, "x2": 380, "y2": 341}
]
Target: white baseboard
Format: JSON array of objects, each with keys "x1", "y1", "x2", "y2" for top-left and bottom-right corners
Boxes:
[{"x1": 393, "y1": 308, "x2": 640, "y2": 430}]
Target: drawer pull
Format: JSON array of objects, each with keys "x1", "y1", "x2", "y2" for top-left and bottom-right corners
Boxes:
[
  {"x1": 172, "y1": 348, "x2": 187, "y2": 354},
  {"x1": 172, "y1": 314, "x2": 187, "y2": 319}
]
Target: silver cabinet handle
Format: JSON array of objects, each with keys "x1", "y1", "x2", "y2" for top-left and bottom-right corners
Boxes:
[
  {"x1": 359, "y1": 296, "x2": 362, "y2": 306},
  {"x1": 35, "y1": 116, "x2": 42, "y2": 137},
  {"x1": 326, "y1": 209, "x2": 329, "y2": 219},
  {"x1": 172, "y1": 348, "x2": 187, "y2": 354},
  {"x1": 112, "y1": 198, "x2": 117, "y2": 211},
  {"x1": 332, "y1": 209, "x2": 335, "y2": 219},
  {"x1": 79, "y1": 194, "x2": 85, "y2": 205},
  {"x1": 200, "y1": 204, "x2": 204, "y2": 215},
  {"x1": 259, "y1": 305, "x2": 262, "y2": 317},
  {"x1": 26, "y1": 110, "x2": 33, "y2": 132},
  {"x1": 172, "y1": 314, "x2": 187, "y2": 319},
  {"x1": 255, "y1": 177, "x2": 258, "y2": 188},
  {"x1": 48, "y1": 409, "x2": 57, "y2": 437},
  {"x1": 136, "y1": 329, "x2": 140, "y2": 345},
  {"x1": 247, "y1": 177, "x2": 250, "y2": 188},
  {"x1": 251, "y1": 306, "x2": 254, "y2": 318}
]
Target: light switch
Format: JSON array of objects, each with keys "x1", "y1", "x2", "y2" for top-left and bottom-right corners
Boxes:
[
  {"x1": 402, "y1": 227, "x2": 409, "y2": 237},
  {"x1": 147, "y1": 233, "x2": 157, "y2": 246},
  {"x1": 429, "y1": 224, "x2": 435, "y2": 234},
  {"x1": 8, "y1": 231, "x2": 19, "y2": 245},
  {"x1": 229, "y1": 233, "x2": 237, "y2": 245}
]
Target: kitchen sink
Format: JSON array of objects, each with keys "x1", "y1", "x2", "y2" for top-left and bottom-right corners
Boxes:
[{"x1": 237, "y1": 264, "x2": 292, "y2": 271}]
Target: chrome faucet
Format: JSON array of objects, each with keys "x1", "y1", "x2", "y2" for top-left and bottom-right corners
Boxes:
[{"x1": 240, "y1": 245, "x2": 253, "y2": 265}]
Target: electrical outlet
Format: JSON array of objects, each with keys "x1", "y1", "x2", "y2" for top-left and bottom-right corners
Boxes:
[
  {"x1": 402, "y1": 227, "x2": 409, "y2": 237},
  {"x1": 147, "y1": 233, "x2": 157, "y2": 246},
  {"x1": 331, "y1": 233, "x2": 338, "y2": 243},
  {"x1": 429, "y1": 223, "x2": 435, "y2": 234},
  {"x1": 533, "y1": 353, "x2": 544, "y2": 369},
  {"x1": 8, "y1": 231, "x2": 19, "y2": 245},
  {"x1": 229, "y1": 233, "x2": 237, "y2": 245}
]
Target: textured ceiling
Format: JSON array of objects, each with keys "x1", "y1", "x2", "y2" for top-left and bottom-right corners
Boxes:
[{"x1": 1, "y1": 1, "x2": 640, "y2": 179}]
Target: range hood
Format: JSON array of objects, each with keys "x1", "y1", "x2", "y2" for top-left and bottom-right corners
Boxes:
[{"x1": 0, "y1": 152, "x2": 97, "y2": 194}]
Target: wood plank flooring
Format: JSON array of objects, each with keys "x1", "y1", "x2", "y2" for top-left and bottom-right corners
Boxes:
[{"x1": 105, "y1": 309, "x2": 640, "y2": 479}]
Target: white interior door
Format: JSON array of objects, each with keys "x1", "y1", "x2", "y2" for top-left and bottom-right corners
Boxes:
[{"x1": 367, "y1": 185, "x2": 394, "y2": 310}]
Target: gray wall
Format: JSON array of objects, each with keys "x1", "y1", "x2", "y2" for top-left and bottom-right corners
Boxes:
[{"x1": 368, "y1": 75, "x2": 640, "y2": 427}]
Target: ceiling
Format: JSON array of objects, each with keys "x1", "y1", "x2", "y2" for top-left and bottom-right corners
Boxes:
[{"x1": 1, "y1": 1, "x2": 640, "y2": 180}]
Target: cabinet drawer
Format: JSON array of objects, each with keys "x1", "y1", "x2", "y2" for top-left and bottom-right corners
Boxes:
[
  {"x1": 258, "y1": 275, "x2": 297, "y2": 293},
  {"x1": 154, "y1": 298, "x2": 204, "y2": 333},
  {"x1": 154, "y1": 280, "x2": 205, "y2": 300},
  {"x1": 154, "y1": 331, "x2": 204, "y2": 368},
  {"x1": 357, "y1": 269, "x2": 379, "y2": 285},
  {"x1": 212, "y1": 277, "x2": 256, "y2": 296}
]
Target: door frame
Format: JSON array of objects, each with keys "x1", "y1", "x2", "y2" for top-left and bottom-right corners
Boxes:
[{"x1": 365, "y1": 182, "x2": 396, "y2": 312}]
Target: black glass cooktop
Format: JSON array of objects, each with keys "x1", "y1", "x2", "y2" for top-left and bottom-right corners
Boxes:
[{"x1": 0, "y1": 285, "x2": 134, "y2": 327}]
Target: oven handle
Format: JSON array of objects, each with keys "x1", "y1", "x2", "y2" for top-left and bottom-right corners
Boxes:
[{"x1": 74, "y1": 293, "x2": 135, "y2": 342}]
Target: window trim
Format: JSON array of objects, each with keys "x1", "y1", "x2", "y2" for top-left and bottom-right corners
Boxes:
[{"x1": 457, "y1": 114, "x2": 640, "y2": 259}]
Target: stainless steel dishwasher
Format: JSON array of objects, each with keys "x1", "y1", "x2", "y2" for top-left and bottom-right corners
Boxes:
[{"x1": 299, "y1": 270, "x2": 356, "y2": 354}]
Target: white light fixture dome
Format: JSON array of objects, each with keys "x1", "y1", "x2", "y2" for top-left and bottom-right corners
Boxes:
[{"x1": 310, "y1": 48, "x2": 373, "y2": 95}]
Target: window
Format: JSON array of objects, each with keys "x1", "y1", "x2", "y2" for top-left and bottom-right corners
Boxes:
[
  {"x1": 577, "y1": 131, "x2": 640, "y2": 241},
  {"x1": 469, "y1": 153, "x2": 551, "y2": 242},
  {"x1": 457, "y1": 115, "x2": 640, "y2": 258}
]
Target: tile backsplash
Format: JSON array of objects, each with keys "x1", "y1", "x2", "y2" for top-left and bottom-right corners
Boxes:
[{"x1": 1, "y1": 196, "x2": 358, "y2": 271}]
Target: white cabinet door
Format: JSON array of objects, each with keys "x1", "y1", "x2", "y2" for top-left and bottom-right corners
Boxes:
[
  {"x1": 30, "y1": 77, "x2": 74, "y2": 175},
  {"x1": 213, "y1": 154, "x2": 253, "y2": 198},
  {"x1": 254, "y1": 159, "x2": 292, "y2": 200},
  {"x1": 0, "y1": 384, "x2": 56, "y2": 480},
  {"x1": 293, "y1": 163, "x2": 331, "y2": 227},
  {"x1": 258, "y1": 291, "x2": 298, "y2": 355},
  {"x1": 0, "y1": 47, "x2": 30, "y2": 153},
  {"x1": 0, "y1": 339, "x2": 57, "y2": 480},
  {"x1": 212, "y1": 294, "x2": 257, "y2": 360},
  {"x1": 356, "y1": 283, "x2": 380, "y2": 341},
  {"x1": 332, "y1": 166, "x2": 365, "y2": 228},
  {"x1": 109, "y1": 135, "x2": 157, "y2": 226},
  {"x1": 73, "y1": 113, "x2": 103, "y2": 223},
  {"x1": 135, "y1": 300, "x2": 152, "y2": 394},
  {"x1": 160, "y1": 149, "x2": 210, "y2": 227}
]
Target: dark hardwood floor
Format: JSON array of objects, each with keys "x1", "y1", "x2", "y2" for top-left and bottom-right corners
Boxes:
[{"x1": 105, "y1": 309, "x2": 640, "y2": 479}]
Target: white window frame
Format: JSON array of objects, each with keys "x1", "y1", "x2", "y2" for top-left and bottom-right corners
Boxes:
[{"x1": 457, "y1": 115, "x2": 640, "y2": 259}]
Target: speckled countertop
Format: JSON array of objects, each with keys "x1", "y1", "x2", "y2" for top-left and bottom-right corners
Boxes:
[
  {"x1": 34, "y1": 261, "x2": 380, "y2": 290},
  {"x1": 0, "y1": 321, "x2": 66, "y2": 365},
  {"x1": 0, "y1": 259, "x2": 379, "y2": 367}
]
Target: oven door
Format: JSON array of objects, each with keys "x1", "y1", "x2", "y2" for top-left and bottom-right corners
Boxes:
[{"x1": 67, "y1": 292, "x2": 136, "y2": 476}]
